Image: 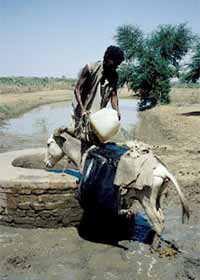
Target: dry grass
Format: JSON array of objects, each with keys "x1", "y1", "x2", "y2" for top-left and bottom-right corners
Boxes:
[
  {"x1": 170, "y1": 87, "x2": 200, "y2": 104},
  {"x1": 1, "y1": 86, "x2": 199, "y2": 120},
  {"x1": 0, "y1": 90, "x2": 73, "y2": 120}
]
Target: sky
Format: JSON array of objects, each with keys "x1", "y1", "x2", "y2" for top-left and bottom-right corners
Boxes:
[{"x1": 0, "y1": 0, "x2": 200, "y2": 78}]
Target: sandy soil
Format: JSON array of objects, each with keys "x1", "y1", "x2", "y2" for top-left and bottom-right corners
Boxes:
[
  {"x1": 135, "y1": 90, "x2": 200, "y2": 213},
  {"x1": 0, "y1": 87, "x2": 200, "y2": 279}
]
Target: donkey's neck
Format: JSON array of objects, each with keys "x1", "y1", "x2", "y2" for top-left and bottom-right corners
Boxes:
[{"x1": 62, "y1": 134, "x2": 82, "y2": 168}]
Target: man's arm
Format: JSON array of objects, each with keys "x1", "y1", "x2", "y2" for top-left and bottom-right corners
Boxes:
[
  {"x1": 74, "y1": 65, "x2": 90, "y2": 116},
  {"x1": 111, "y1": 90, "x2": 121, "y2": 120}
]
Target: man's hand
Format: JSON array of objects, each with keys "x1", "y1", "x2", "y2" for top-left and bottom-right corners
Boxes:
[
  {"x1": 81, "y1": 110, "x2": 87, "y2": 117},
  {"x1": 110, "y1": 90, "x2": 121, "y2": 120},
  {"x1": 81, "y1": 109, "x2": 90, "y2": 119}
]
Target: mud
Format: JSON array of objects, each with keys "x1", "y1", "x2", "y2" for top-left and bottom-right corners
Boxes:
[{"x1": 0, "y1": 89, "x2": 200, "y2": 279}]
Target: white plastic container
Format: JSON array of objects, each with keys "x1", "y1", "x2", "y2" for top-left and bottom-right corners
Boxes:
[{"x1": 89, "y1": 108, "x2": 120, "y2": 142}]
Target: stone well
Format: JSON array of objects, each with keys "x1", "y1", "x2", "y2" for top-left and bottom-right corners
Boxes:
[{"x1": 0, "y1": 148, "x2": 82, "y2": 228}]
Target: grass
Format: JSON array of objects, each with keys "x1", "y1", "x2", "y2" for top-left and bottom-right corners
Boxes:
[
  {"x1": 170, "y1": 86, "x2": 200, "y2": 104},
  {"x1": 0, "y1": 76, "x2": 77, "y2": 94},
  {"x1": 0, "y1": 89, "x2": 72, "y2": 120},
  {"x1": 174, "y1": 82, "x2": 200, "y2": 89}
]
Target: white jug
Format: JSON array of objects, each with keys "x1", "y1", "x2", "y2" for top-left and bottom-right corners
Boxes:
[{"x1": 89, "y1": 108, "x2": 120, "y2": 142}]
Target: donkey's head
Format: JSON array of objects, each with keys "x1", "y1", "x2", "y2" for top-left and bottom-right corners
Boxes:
[
  {"x1": 44, "y1": 128, "x2": 83, "y2": 169},
  {"x1": 44, "y1": 133, "x2": 66, "y2": 168}
]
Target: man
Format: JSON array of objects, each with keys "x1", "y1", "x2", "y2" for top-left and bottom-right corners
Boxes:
[{"x1": 71, "y1": 45, "x2": 124, "y2": 143}]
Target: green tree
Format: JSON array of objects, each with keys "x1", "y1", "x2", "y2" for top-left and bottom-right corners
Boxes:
[
  {"x1": 148, "y1": 23, "x2": 193, "y2": 68},
  {"x1": 115, "y1": 25, "x2": 144, "y2": 60},
  {"x1": 115, "y1": 23, "x2": 194, "y2": 104},
  {"x1": 129, "y1": 48, "x2": 174, "y2": 103},
  {"x1": 184, "y1": 42, "x2": 200, "y2": 82}
]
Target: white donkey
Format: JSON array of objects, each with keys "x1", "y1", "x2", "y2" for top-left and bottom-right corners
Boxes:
[{"x1": 44, "y1": 128, "x2": 190, "y2": 237}]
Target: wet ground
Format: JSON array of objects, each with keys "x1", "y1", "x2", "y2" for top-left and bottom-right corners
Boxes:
[
  {"x1": 0, "y1": 206, "x2": 199, "y2": 280},
  {"x1": 0, "y1": 95, "x2": 200, "y2": 279}
]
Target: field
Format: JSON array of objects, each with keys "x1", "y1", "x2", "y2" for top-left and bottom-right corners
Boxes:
[
  {"x1": 0, "y1": 77, "x2": 77, "y2": 120},
  {"x1": 0, "y1": 76, "x2": 76, "y2": 94}
]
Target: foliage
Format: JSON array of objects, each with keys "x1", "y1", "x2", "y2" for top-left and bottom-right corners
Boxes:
[
  {"x1": 115, "y1": 25, "x2": 144, "y2": 60},
  {"x1": 115, "y1": 23, "x2": 195, "y2": 103},
  {"x1": 148, "y1": 23, "x2": 194, "y2": 68},
  {"x1": 129, "y1": 48, "x2": 175, "y2": 103},
  {"x1": 183, "y1": 41, "x2": 200, "y2": 82}
]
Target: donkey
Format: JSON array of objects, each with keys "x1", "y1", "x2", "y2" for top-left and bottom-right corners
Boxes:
[{"x1": 44, "y1": 128, "x2": 190, "y2": 237}]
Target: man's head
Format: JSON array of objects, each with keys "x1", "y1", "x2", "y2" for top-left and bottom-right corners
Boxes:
[{"x1": 103, "y1": 45, "x2": 124, "y2": 71}]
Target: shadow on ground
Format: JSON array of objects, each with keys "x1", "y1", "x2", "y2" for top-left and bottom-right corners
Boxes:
[
  {"x1": 180, "y1": 111, "x2": 200, "y2": 116},
  {"x1": 77, "y1": 211, "x2": 156, "y2": 248}
]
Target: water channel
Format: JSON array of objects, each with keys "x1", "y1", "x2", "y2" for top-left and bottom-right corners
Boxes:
[{"x1": 0, "y1": 99, "x2": 138, "y2": 153}]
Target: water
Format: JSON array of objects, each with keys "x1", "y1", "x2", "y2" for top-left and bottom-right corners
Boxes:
[
  {"x1": 48, "y1": 168, "x2": 81, "y2": 179},
  {"x1": 1, "y1": 102, "x2": 72, "y2": 137},
  {"x1": 131, "y1": 212, "x2": 154, "y2": 243},
  {"x1": 0, "y1": 99, "x2": 138, "y2": 152}
]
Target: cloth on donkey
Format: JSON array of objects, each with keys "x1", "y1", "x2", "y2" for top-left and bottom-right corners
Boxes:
[{"x1": 75, "y1": 143, "x2": 128, "y2": 213}]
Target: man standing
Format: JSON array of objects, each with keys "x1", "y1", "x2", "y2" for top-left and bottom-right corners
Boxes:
[{"x1": 71, "y1": 45, "x2": 124, "y2": 143}]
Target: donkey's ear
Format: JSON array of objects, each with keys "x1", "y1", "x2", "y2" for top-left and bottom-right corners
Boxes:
[
  {"x1": 60, "y1": 132, "x2": 69, "y2": 141},
  {"x1": 54, "y1": 135, "x2": 66, "y2": 147},
  {"x1": 53, "y1": 128, "x2": 62, "y2": 137}
]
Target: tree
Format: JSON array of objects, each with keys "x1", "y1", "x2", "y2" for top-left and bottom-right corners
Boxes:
[
  {"x1": 148, "y1": 23, "x2": 193, "y2": 68},
  {"x1": 184, "y1": 42, "x2": 200, "y2": 82},
  {"x1": 115, "y1": 23, "x2": 194, "y2": 104},
  {"x1": 128, "y1": 48, "x2": 174, "y2": 103},
  {"x1": 115, "y1": 25, "x2": 144, "y2": 61}
]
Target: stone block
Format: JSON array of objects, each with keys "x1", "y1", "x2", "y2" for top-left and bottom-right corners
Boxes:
[
  {"x1": 0, "y1": 206, "x2": 5, "y2": 214},
  {"x1": 16, "y1": 209, "x2": 27, "y2": 217},
  {"x1": 18, "y1": 194, "x2": 38, "y2": 204},
  {"x1": 18, "y1": 202, "x2": 31, "y2": 210},
  {"x1": 13, "y1": 217, "x2": 35, "y2": 225},
  {"x1": 38, "y1": 193, "x2": 71, "y2": 203},
  {"x1": 44, "y1": 201, "x2": 67, "y2": 210},
  {"x1": 26, "y1": 210, "x2": 37, "y2": 217},
  {"x1": 7, "y1": 194, "x2": 18, "y2": 209},
  {"x1": 0, "y1": 215, "x2": 13, "y2": 223},
  {"x1": 38, "y1": 210, "x2": 52, "y2": 218},
  {"x1": 31, "y1": 202, "x2": 45, "y2": 211}
]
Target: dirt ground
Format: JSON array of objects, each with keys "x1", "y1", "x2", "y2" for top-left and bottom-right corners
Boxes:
[
  {"x1": 135, "y1": 88, "x2": 200, "y2": 213},
  {"x1": 0, "y1": 87, "x2": 200, "y2": 279}
]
